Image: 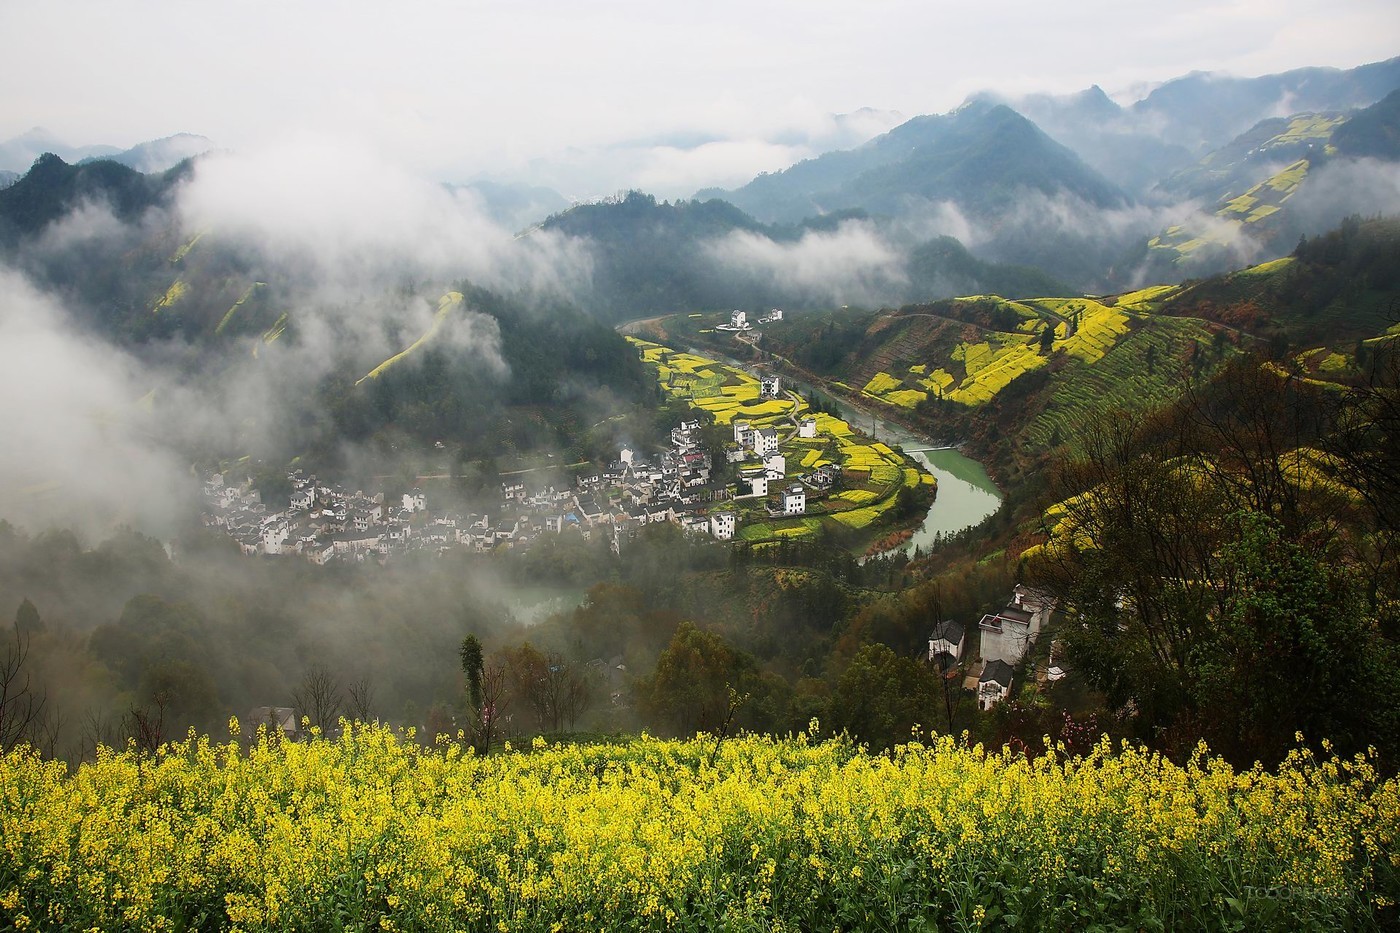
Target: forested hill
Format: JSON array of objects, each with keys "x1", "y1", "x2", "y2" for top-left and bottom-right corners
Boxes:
[
  {"x1": 535, "y1": 191, "x2": 1073, "y2": 322},
  {"x1": 0, "y1": 151, "x2": 189, "y2": 247}
]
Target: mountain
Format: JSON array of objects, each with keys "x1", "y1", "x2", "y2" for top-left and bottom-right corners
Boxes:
[
  {"x1": 658, "y1": 216, "x2": 1400, "y2": 482},
  {"x1": 980, "y1": 85, "x2": 1197, "y2": 195},
  {"x1": 1131, "y1": 56, "x2": 1400, "y2": 155},
  {"x1": 1155, "y1": 111, "x2": 1348, "y2": 204},
  {"x1": 0, "y1": 152, "x2": 187, "y2": 247},
  {"x1": 0, "y1": 127, "x2": 120, "y2": 173},
  {"x1": 534, "y1": 191, "x2": 1072, "y2": 321},
  {"x1": 0, "y1": 170, "x2": 17, "y2": 190},
  {"x1": 697, "y1": 101, "x2": 1127, "y2": 226},
  {"x1": 0, "y1": 129, "x2": 214, "y2": 175},
  {"x1": 100, "y1": 133, "x2": 215, "y2": 173},
  {"x1": 982, "y1": 57, "x2": 1400, "y2": 199},
  {"x1": 0, "y1": 155, "x2": 648, "y2": 469},
  {"x1": 905, "y1": 236, "x2": 1071, "y2": 300},
  {"x1": 451, "y1": 179, "x2": 571, "y2": 232},
  {"x1": 1136, "y1": 92, "x2": 1400, "y2": 282},
  {"x1": 1332, "y1": 88, "x2": 1400, "y2": 158}
]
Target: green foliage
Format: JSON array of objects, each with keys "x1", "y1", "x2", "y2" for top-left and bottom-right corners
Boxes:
[
  {"x1": 459, "y1": 635, "x2": 484, "y2": 712},
  {"x1": 829, "y1": 643, "x2": 939, "y2": 750}
]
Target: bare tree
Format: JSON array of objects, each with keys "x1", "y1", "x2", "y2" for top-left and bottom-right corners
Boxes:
[
  {"x1": 79, "y1": 706, "x2": 124, "y2": 762},
  {"x1": 0, "y1": 619, "x2": 45, "y2": 752},
  {"x1": 126, "y1": 690, "x2": 171, "y2": 755},
  {"x1": 475, "y1": 660, "x2": 509, "y2": 753},
  {"x1": 346, "y1": 675, "x2": 376, "y2": 724},
  {"x1": 292, "y1": 664, "x2": 344, "y2": 735},
  {"x1": 561, "y1": 661, "x2": 596, "y2": 731}
]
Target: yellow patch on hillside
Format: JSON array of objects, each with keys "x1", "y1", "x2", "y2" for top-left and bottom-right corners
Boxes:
[
  {"x1": 356, "y1": 292, "x2": 464, "y2": 386},
  {"x1": 152, "y1": 279, "x2": 188, "y2": 313},
  {"x1": 1238, "y1": 257, "x2": 1295, "y2": 277}
]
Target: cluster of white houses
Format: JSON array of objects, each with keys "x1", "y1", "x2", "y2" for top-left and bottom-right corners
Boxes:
[
  {"x1": 200, "y1": 405, "x2": 845, "y2": 562},
  {"x1": 927, "y1": 584, "x2": 1059, "y2": 710},
  {"x1": 714, "y1": 308, "x2": 784, "y2": 333}
]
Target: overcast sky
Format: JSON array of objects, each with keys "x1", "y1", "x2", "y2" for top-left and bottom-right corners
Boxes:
[{"x1": 1, "y1": 0, "x2": 1397, "y2": 196}]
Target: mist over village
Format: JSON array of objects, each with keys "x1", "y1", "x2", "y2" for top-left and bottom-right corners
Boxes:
[{"x1": 1, "y1": 2, "x2": 1399, "y2": 928}]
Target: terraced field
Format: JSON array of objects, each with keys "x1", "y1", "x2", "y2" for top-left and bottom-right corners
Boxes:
[{"x1": 1024, "y1": 314, "x2": 1222, "y2": 449}]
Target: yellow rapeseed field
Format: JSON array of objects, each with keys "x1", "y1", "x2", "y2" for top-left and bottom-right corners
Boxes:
[{"x1": 1, "y1": 725, "x2": 1396, "y2": 930}]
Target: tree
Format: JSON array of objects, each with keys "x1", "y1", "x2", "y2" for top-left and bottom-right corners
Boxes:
[
  {"x1": 1026, "y1": 362, "x2": 1400, "y2": 763},
  {"x1": 500, "y1": 642, "x2": 590, "y2": 735},
  {"x1": 460, "y1": 635, "x2": 484, "y2": 712},
  {"x1": 475, "y1": 659, "x2": 509, "y2": 753},
  {"x1": 346, "y1": 675, "x2": 376, "y2": 723},
  {"x1": 14, "y1": 599, "x2": 42, "y2": 636},
  {"x1": 829, "y1": 644, "x2": 940, "y2": 751},
  {"x1": 636, "y1": 622, "x2": 764, "y2": 736},
  {"x1": 292, "y1": 664, "x2": 344, "y2": 735},
  {"x1": 0, "y1": 619, "x2": 45, "y2": 752}
]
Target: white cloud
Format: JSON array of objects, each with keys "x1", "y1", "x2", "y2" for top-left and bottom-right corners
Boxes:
[
  {"x1": 0, "y1": 0, "x2": 1393, "y2": 194},
  {"x1": 704, "y1": 220, "x2": 907, "y2": 307},
  {"x1": 0, "y1": 267, "x2": 192, "y2": 536}
]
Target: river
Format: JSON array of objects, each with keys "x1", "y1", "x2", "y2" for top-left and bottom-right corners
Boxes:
[{"x1": 687, "y1": 345, "x2": 1003, "y2": 551}]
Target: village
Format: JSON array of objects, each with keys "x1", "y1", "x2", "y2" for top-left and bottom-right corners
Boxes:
[
  {"x1": 200, "y1": 340, "x2": 937, "y2": 566},
  {"x1": 197, "y1": 366, "x2": 857, "y2": 563}
]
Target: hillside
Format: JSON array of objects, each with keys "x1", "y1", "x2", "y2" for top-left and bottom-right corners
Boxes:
[
  {"x1": 1131, "y1": 55, "x2": 1400, "y2": 154},
  {"x1": 1135, "y1": 93, "x2": 1400, "y2": 281},
  {"x1": 0, "y1": 151, "x2": 187, "y2": 247},
  {"x1": 0, "y1": 155, "x2": 649, "y2": 472},
  {"x1": 656, "y1": 217, "x2": 1400, "y2": 482}
]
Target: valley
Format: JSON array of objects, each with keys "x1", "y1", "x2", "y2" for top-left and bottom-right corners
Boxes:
[{"x1": 1, "y1": 35, "x2": 1399, "y2": 929}]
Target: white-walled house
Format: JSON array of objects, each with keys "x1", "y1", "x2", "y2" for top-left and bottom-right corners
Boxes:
[
  {"x1": 928, "y1": 619, "x2": 966, "y2": 667},
  {"x1": 739, "y1": 468, "x2": 769, "y2": 498},
  {"x1": 978, "y1": 659, "x2": 1015, "y2": 710},
  {"x1": 782, "y1": 484, "x2": 806, "y2": 515},
  {"x1": 733, "y1": 420, "x2": 752, "y2": 445},
  {"x1": 760, "y1": 375, "x2": 781, "y2": 399},
  {"x1": 710, "y1": 511, "x2": 736, "y2": 540},
  {"x1": 977, "y1": 584, "x2": 1055, "y2": 666},
  {"x1": 754, "y1": 428, "x2": 780, "y2": 456},
  {"x1": 730, "y1": 310, "x2": 749, "y2": 330},
  {"x1": 260, "y1": 521, "x2": 290, "y2": 555},
  {"x1": 798, "y1": 417, "x2": 817, "y2": 439},
  {"x1": 764, "y1": 454, "x2": 786, "y2": 481}
]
